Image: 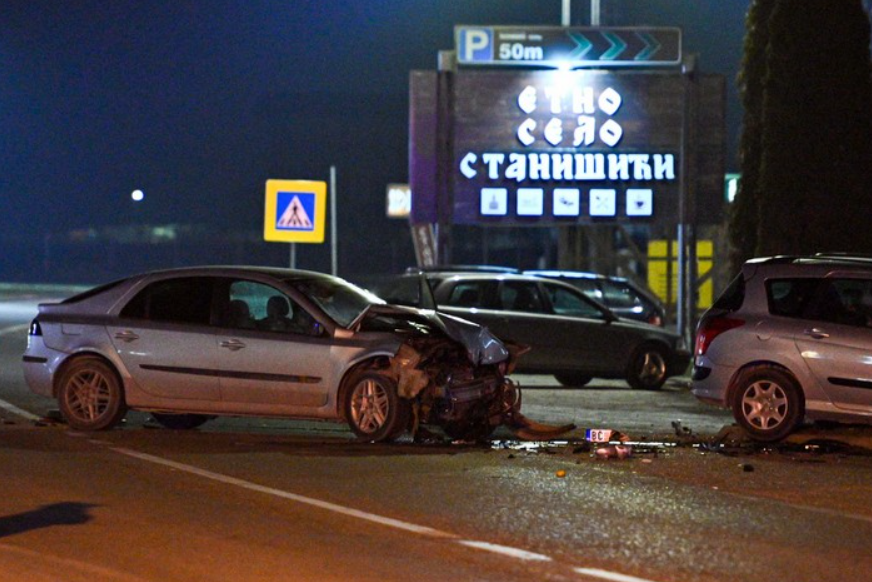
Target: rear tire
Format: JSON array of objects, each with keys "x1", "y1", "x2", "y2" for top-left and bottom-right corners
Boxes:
[
  {"x1": 732, "y1": 366, "x2": 803, "y2": 442},
  {"x1": 554, "y1": 373, "x2": 592, "y2": 387},
  {"x1": 345, "y1": 372, "x2": 410, "y2": 442},
  {"x1": 150, "y1": 413, "x2": 211, "y2": 430},
  {"x1": 57, "y1": 356, "x2": 127, "y2": 431}
]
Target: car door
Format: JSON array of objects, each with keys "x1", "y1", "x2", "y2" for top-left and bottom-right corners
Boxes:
[
  {"x1": 793, "y1": 277, "x2": 872, "y2": 411},
  {"x1": 213, "y1": 279, "x2": 336, "y2": 414},
  {"x1": 540, "y1": 282, "x2": 633, "y2": 373},
  {"x1": 108, "y1": 276, "x2": 222, "y2": 402}
]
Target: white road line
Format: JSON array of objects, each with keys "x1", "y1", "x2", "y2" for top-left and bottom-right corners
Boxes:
[
  {"x1": 110, "y1": 447, "x2": 456, "y2": 538},
  {"x1": 108, "y1": 446, "x2": 662, "y2": 581},
  {"x1": 726, "y1": 490, "x2": 872, "y2": 525},
  {"x1": 457, "y1": 540, "x2": 552, "y2": 562},
  {"x1": 0, "y1": 397, "x2": 41, "y2": 421},
  {"x1": 574, "y1": 568, "x2": 661, "y2": 582},
  {"x1": 0, "y1": 323, "x2": 29, "y2": 336}
]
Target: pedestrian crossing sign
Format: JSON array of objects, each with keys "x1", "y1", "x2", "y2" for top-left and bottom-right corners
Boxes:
[{"x1": 264, "y1": 180, "x2": 326, "y2": 243}]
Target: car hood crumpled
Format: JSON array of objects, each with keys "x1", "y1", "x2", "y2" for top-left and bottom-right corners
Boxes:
[
  {"x1": 357, "y1": 304, "x2": 509, "y2": 366},
  {"x1": 434, "y1": 312, "x2": 510, "y2": 366}
]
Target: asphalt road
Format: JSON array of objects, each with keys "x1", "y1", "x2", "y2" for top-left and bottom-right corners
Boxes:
[{"x1": 3, "y1": 292, "x2": 872, "y2": 582}]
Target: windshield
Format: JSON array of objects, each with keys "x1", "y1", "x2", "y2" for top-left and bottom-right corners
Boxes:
[{"x1": 288, "y1": 276, "x2": 385, "y2": 328}]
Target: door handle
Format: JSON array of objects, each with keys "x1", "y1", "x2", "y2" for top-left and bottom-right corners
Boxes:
[
  {"x1": 803, "y1": 328, "x2": 830, "y2": 339},
  {"x1": 220, "y1": 339, "x2": 246, "y2": 351},
  {"x1": 114, "y1": 330, "x2": 140, "y2": 342}
]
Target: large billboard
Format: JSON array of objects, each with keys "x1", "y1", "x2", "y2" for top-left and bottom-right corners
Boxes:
[{"x1": 410, "y1": 69, "x2": 725, "y2": 226}]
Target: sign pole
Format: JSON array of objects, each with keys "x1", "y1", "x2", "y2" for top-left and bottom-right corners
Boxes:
[
  {"x1": 435, "y1": 50, "x2": 456, "y2": 265},
  {"x1": 330, "y1": 165, "x2": 338, "y2": 275},
  {"x1": 290, "y1": 243, "x2": 296, "y2": 270}
]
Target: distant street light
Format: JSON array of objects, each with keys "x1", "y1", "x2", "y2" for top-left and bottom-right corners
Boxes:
[{"x1": 131, "y1": 189, "x2": 144, "y2": 202}]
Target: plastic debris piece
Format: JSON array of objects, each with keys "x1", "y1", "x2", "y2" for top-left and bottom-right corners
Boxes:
[
  {"x1": 595, "y1": 444, "x2": 633, "y2": 460},
  {"x1": 556, "y1": 469, "x2": 566, "y2": 478}
]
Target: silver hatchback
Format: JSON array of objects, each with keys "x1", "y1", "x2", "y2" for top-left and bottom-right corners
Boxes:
[
  {"x1": 21, "y1": 266, "x2": 544, "y2": 442},
  {"x1": 693, "y1": 255, "x2": 872, "y2": 441}
]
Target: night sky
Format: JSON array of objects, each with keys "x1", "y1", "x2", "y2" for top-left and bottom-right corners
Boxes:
[{"x1": 0, "y1": 1, "x2": 747, "y2": 278}]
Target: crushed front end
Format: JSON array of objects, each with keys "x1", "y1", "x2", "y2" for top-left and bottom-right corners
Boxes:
[{"x1": 358, "y1": 306, "x2": 574, "y2": 441}]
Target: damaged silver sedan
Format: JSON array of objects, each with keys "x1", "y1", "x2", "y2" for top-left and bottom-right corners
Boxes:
[{"x1": 22, "y1": 267, "x2": 566, "y2": 442}]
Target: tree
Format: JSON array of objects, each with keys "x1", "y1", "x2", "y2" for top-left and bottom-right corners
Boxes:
[
  {"x1": 729, "y1": 0, "x2": 776, "y2": 274},
  {"x1": 755, "y1": 0, "x2": 872, "y2": 256}
]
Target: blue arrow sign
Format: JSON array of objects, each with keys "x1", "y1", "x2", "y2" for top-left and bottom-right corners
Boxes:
[
  {"x1": 567, "y1": 32, "x2": 593, "y2": 60},
  {"x1": 455, "y1": 26, "x2": 682, "y2": 68},
  {"x1": 635, "y1": 31, "x2": 662, "y2": 61},
  {"x1": 600, "y1": 31, "x2": 628, "y2": 61}
]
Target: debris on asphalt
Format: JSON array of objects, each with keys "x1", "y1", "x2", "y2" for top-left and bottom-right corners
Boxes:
[
  {"x1": 671, "y1": 420, "x2": 697, "y2": 444},
  {"x1": 556, "y1": 469, "x2": 567, "y2": 478},
  {"x1": 741, "y1": 463, "x2": 755, "y2": 472},
  {"x1": 595, "y1": 444, "x2": 633, "y2": 460}
]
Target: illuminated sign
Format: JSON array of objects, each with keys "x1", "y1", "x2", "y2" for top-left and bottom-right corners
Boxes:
[
  {"x1": 455, "y1": 26, "x2": 682, "y2": 68},
  {"x1": 409, "y1": 69, "x2": 725, "y2": 227},
  {"x1": 263, "y1": 180, "x2": 326, "y2": 243},
  {"x1": 450, "y1": 70, "x2": 681, "y2": 225}
]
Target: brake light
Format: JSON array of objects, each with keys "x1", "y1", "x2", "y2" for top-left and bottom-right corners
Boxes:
[
  {"x1": 29, "y1": 319, "x2": 42, "y2": 336},
  {"x1": 695, "y1": 315, "x2": 744, "y2": 356}
]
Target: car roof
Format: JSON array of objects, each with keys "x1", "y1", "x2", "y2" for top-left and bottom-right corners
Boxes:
[
  {"x1": 408, "y1": 264, "x2": 521, "y2": 274},
  {"x1": 131, "y1": 265, "x2": 336, "y2": 281},
  {"x1": 524, "y1": 269, "x2": 611, "y2": 282},
  {"x1": 746, "y1": 255, "x2": 872, "y2": 275},
  {"x1": 429, "y1": 272, "x2": 555, "y2": 282}
]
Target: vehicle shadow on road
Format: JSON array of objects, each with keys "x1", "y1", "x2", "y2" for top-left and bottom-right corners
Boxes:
[{"x1": 0, "y1": 502, "x2": 98, "y2": 539}]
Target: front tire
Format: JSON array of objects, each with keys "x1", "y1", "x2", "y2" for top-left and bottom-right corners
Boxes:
[
  {"x1": 58, "y1": 356, "x2": 127, "y2": 431},
  {"x1": 345, "y1": 372, "x2": 410, "y2": 442},
  {"x1": 626, "y1": 344, "x2": 668, "y2": 390},
  {"x1": 732, "y1": 366, "x2": 803, "y2": 442}
]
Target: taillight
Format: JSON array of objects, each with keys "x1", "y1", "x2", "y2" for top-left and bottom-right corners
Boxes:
[
  {"x1": 648, "y1": 313, "x2": 663, "y2": 327},
  {"x1": 29, "y1": 319, "x2": 42, "y2": 336},
  {"x1": 695, "y1": 315, "x2": 744, "y2": 356}
]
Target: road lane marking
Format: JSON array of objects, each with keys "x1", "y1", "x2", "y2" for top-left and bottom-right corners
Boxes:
[
  {"x1": 110, "y1": 447, "x2": 457, "y2": 538},
  {"x1": 0, "y1": 397, "x2": 41, "y2": 421},
  {"x1": 107, "y1": 446, "x2": 665, "y2": 581},
  {"x1": 0, "y1": 323, "x2": 29, "y2": 336},
  {"x1": 725, "y1": 490, "x2": 872, "y2": 525},
  {"x1": 457, "y1": 540, "x2": 552, "y2": 562},
  {"x1": 574, "y1": 568, "x2": 660, "y2": 582}
]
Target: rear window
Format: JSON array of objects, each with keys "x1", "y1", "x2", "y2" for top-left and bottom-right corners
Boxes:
[
  {"x1": 600, "y1": 280, "x2": 641, "y2": 309},
  {"x1": 766, "y1": 278, "x2": 819, "y2": 318},
  {"x1": 120, "y1": 277, "x2": 214, "y2": 325},
  {"x1": 60, "y1": 279, "x2": 127, "y2": 304},
  {"x1": 712, "y1": 274, "x2": 746, "y2": 312}
]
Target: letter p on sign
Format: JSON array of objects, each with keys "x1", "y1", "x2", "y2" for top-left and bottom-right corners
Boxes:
[{"x1": 459, "y1": 28, "x2": 493, "y2": 63}]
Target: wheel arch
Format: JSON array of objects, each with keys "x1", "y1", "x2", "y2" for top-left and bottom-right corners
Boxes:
[
  {"x1": 53, "y1": 351, "x2": 125, "y2": 400},
  {"x1": 726, "y1": 360, "x2": 806, "y2": 410},
  {"x1": 335, "y1": 355, "x2": 392, "y2": 421}
]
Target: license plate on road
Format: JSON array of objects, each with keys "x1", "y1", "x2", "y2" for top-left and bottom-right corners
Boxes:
[{"x1": 585, "y1": 429, "x2": 614, "y2": 443}]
